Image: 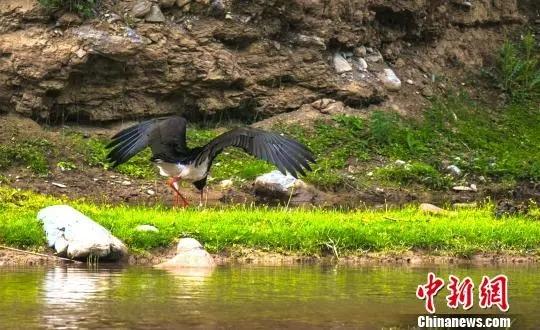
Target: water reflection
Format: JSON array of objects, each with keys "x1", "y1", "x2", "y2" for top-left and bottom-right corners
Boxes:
[{"x1": 0, "y1": 265, "x2": 537, "y2": 329}]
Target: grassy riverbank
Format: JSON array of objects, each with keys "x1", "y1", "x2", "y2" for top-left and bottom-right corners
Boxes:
[{"x1": 2, "y1": 187, "x2": 540, "y2": 257}]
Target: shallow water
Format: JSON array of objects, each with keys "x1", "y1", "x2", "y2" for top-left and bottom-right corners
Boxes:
[{"x1": 0, "y1": 264, "x2": 537, "y2": 329}]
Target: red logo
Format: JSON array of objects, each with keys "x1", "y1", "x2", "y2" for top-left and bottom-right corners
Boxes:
[
  {"x1": 416, "y1": 273, "x2": 509, "y2": 313},
  {"x1": 416, "y1": 272, "x2": 445, "y2": 313},
  {"x1": 479, "y1": 275, "x2": 509, "y2": 312},
  {"x1": 446, "y1": 275, "x2": 474, "y2": 310}
]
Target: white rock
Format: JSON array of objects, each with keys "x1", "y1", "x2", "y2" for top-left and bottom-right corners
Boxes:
[
  {"x1": 75, "y1": 48, "x2": 87, "y2": 58},
  {"x1": 177, "y1": 237, "x2": 203, "y2": 252},
  {"x1": 379, "y1": 68, "x2": 401, "y2": 91},
  {"x1": 406, "y1": 79, "x2": 414, "y2": 85},
  {"x1": 297, "y1": 34, "x2": 326, "y2": 49},
  {"x1": 333, "y1": 53, "x2": 352, "y2": 73},
  {"x1": 146, "y1": 189, "x2": 156, "y2": 196},
  {"x1": 419, "y1": 203, "x2": 446, "y2": 214},
  {"x1": 219, "y1": 179, "x2": 233, "y2": 189},
  {"x1": 121, "y1": 180, "x2": 132, "y2": 186},
  {"x1": 395, "y1": 160, "x2": 406, "y2": 166},
  {"x1": 470, "y1": 184, "x2": 477, "y2": 192},
  {"x1": 446, "y1": 165, "x2": 462, "y2": 176},
  {"x1": 254, "y1": 170, "x2": 299, "y2": 193},
  {"x1": 358, "y1": 58, "x2": 368, "y2": 71},
  {"x1": 52, "y1": 182, "x2": 67, "y2": 188},
  {"x1": 452, "y1": 186, "x2": 474, "y2": 192},
  {"x1": 135, "y1": 225, "x2": 159, "y2": 233},
  {"x1": 157, "y1": 238, "x2": 215, "y2": 269},
  {"x1": 37, "y1": 205, "x2": 127, "y2": 260}
]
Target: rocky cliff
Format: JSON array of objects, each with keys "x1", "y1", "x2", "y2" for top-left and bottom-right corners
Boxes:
[{"x1": 0, "y1": 0, "x2": 533, "y2": 123}]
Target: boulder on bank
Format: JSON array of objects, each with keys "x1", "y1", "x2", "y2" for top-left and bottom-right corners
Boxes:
[
  {"x1": 156, "y1": 238, "x2": 215, "y2": 269},
  {"x1": 37, "y1": 205, "x2": 127, "y2": 261}
]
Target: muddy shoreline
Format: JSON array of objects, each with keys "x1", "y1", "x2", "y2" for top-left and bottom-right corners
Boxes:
[{"x1": 2, "y1": 247, "x2": 539, "y2": 267}]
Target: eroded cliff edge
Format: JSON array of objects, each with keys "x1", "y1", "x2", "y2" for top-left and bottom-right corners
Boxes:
[{"x1": 0, "y1": 0, "x2": 535, "y2": 123}]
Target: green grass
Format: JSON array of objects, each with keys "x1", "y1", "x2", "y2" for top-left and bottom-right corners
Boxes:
[
  {"x1": 0, "y1": 139, "x2": 53, "y2": 175},
  {"x1": 277, "y1": 95, "x2": 540, "y2": 190},
  {"x1": 2, "y1": 186, "x2": 540, "y2": 257},
  {"x1": 57, "y1": 93, "x2": 539, "y2": 191},
  {"x1": 38, "y1": 0, "x2": 98, "y2": 18},
  {"x1": 489, "y1": 32, "x2": 540, "y2": 103}
]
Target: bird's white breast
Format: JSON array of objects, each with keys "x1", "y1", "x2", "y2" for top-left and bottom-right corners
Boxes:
[{"x1": 154, "y1": 160, "x2": 208, "y2": 182}]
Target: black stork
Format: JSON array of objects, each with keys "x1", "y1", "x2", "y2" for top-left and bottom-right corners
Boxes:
[{"x1": 106, "y1": 116, "x2": 315, "y2": 207}]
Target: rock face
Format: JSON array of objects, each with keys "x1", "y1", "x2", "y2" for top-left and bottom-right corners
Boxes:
[
  {"x1": 157, "y1": 238, "x2": 215, "y2": 268},
  {"x1": 37, "y1": 205, "x2": 127, "y2": 260},
  {"x1": 0, "y1": 0, "x2": 527, "y2": 122}
]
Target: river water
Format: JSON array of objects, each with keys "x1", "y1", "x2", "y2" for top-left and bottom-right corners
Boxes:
[{"x1": 0, "y1": 264, "x2": 537, "y2": 329}]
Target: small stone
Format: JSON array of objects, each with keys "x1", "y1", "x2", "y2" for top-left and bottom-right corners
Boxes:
[
  {"x1": 420, "y1": 203, "x2": 446, "y2": 215},
  {"x1": 75, "y1": 48, "x2": 87, "y2": 58},
  {"x1": 375, "y1": 187, "x2": 384, "y2": 193},
  {"x1": 106, "y1": 13, "x2": 122, "y2": 23},
  {"x1": 453, "y1": 185, "x2": 474, "y2": 192},
  {"x1": 470, "y1": 184, "x2": 477, "y2": 192},
  {"x1": 176, "y1": 0, "x2": 190, "y2": 8},
  {"x1": 146, "y1": 189, "x2": 156, "y2": 196},
  {"x1": 366, "y1": 171, "x2": 373, "y2": 177},
  {"x1": 52, "y1": 182, "x2": 67, "y2": 188},
  {"x1": 366, "y1": 51, "x2": 383, "y2": 63},
  {"x1": 395, "y1": 160, "x2": 406, "y2": 166},
  {"x1": 394, "y1": 58, "x2": 405, "y2": 68},
  {"x1": 135, "y1": 225, "x2": 159, "y2": 232},
  {"x1": 121, "y1": 180, "x2": 132, "y2": 186},
  {"x1": 159, "y1": 0, "x2": 176, "y2": 8},
  {"x1": 145, "y1": 5, "x2": 165, "y2": 23},
  {"x1": 132, "y1": 0, "x2": 152, "y2": 17},
  {"x1": 421, "y1": 86, "x2": 434, "y2": 97},
  {"x1": 353, "y1": 46, "x2": 367, "y2": 57},
  {"x1": 219, "y1": 179, "x2": 233, "y2": 189},
  {"x1": 57, "y1": 12, "x2": 82, "y2": 26},
  {"x1": 378, "y1": 68, "x2": 401, "y2": 91},
  {"x1": 357, "y1": 58, "x2": 368, "y2": 71},
  {"x1": 333, "y1": 53, "x2": 352, "y2": 73},
  {"x1": 446, "y1": 165, "x2": 462, "y2": 177},
  {"x1": 406, "y1": 79, "x2": 414, "y2": 85},
  {"x1": 297, "y1": 34, "x2": 326, "y2": 49}
]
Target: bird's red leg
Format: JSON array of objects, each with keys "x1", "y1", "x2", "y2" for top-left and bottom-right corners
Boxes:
[{"x1": 167, "y1": 177, "x2": 189, "y2": 207}]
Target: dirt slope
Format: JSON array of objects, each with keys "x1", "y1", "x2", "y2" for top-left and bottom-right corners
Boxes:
[{"x1": 0, "y1": 0, "x2": 530, "y2": 123}]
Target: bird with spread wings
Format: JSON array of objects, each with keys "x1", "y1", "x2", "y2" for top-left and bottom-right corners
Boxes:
[{"x1": 106, "y1": 116, "x2": 315, "y2": 206}]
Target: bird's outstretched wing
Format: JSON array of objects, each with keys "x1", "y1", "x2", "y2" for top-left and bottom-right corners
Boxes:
[
  {"x1": 194, "y1": 127, "x2": 315, "y2": 178},
  {"x1": 106, "y1": 116, "x2": 188, "y2": 167}
]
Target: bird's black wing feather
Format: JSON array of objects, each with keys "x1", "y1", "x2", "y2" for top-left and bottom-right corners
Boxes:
[
  {"x1": 194, "y1": 127, "x2": 315, "y2": 178},
  {"x1": 106, "y1": 116, "x2": 188, "y2": 167}
]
